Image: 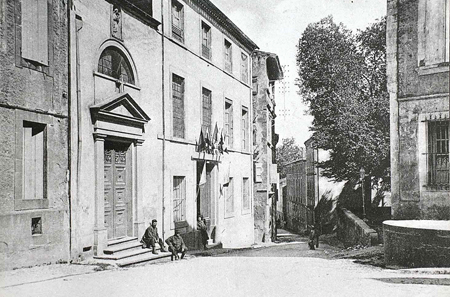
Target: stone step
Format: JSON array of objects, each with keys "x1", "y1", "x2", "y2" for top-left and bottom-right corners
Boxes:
[
  {"x1": 116, "y1": 251, "x2": 172, "y2": 267},
  {"x1": 94, "y1": 247, "x2": 152, "y2": 260},
  {"x1": 103, "y1": 240, "x2": 143, "y2": 255},
  {"x1": 107, "y1": 237, "x2": 138, "y2": 247}
]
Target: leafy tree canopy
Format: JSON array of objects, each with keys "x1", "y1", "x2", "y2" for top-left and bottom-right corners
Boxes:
[
  {"x1": 296, "y1": 16, "x2": 389, "y2": 189},
  {"x1": 276, "y1": 137, "x2": 304, "y2": 178}
]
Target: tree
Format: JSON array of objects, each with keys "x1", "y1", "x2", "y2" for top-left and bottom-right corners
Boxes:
[
  {"x1": 276, "y1": 137, "x2": 303, "y2": 178},
  {"x1": 296, "y1": 16, "x2": 389, "y2": 193}
]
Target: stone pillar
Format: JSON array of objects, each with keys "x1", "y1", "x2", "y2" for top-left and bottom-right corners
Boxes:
[
  {"x1": 134, "y1": 140, "x2": 145, "y2": 239},
  {"x1": 93, "y1": 133, "x2": 107, "y2": 255},
  {"x1": 387, "y1": 0, "x2": 400, "y2": 216}
]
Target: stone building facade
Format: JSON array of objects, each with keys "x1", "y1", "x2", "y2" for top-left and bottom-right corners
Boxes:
[
  {"x1": 0, "y1": 0, "x2": 70, "y2": 270},
  {"x1": 252, "y1": 51, "x2": 283, "y2": 243},
  {"x1": 160, "y1": 0, "x2": 258, "y2": 248},
  {"x1": 387, "y1": 0, "x2": 449, "y2": 219},
  {"x1": 283, "y1": 159, "x2": 308, "y2": 233},
  {"x1": 1, "y1": 0, "x2": 261, "y2": 270}
]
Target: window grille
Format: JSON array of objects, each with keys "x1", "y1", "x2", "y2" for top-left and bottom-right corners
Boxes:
[{"x1": 427, "y1": 119, "x2": 449, "y2": 190}]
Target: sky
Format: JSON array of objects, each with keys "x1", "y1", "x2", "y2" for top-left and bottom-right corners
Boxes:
[{"x1": 213, "y1": 0, "x2": 387, "y2": 148}]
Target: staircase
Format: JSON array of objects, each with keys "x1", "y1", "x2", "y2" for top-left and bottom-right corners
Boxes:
[{"x1": 93, "y1": 237, "x2": 172, "y2": 267}]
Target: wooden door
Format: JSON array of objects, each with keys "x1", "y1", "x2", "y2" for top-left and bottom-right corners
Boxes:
[{"x1": 104, "y1": 142, "x2": 131, "y2": 240}]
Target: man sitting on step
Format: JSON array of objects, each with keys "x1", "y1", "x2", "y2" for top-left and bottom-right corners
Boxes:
[
  {"x1": 141, "y1": 219, "x2": 167, "y2": 254},
  {"x1": 165, "y1": 229, "x2": 187, "y2": 261}
]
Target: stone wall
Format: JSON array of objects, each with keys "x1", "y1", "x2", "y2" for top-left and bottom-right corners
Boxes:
[
  {"x1": 384, "y1": 220, "x2": 450, "y2": 268},
  {"x1": 388, "y1": 0, "x2": 450, "y2": 219},
  {"x1": 336, "y1": 208, "x2": 378, "y2": 247},
  {"x1": 0, "y1": 0, "x2": 69, "y2": 270}
]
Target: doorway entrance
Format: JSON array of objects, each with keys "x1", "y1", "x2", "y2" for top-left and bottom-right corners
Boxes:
[
  {"x1": 104, "y1": 141, "x2": 132, "y2": 240},
  {"x1": 197, "y1": 162, "x2": 215, "y2": 225}
]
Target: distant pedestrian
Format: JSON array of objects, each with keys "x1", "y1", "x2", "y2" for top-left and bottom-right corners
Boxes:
[
  {"x1": 197, "y1": 215, "x2": 209, "y2": 250},
  {"x1": 166, "y1": 229, "x2": 187, "y2": 261},
  {"x1": 141, "y1": 219, "x2": 167, "y2": 254},
  {"x1": 308, "y1": 225, "x2": 319, "y2": 250}
]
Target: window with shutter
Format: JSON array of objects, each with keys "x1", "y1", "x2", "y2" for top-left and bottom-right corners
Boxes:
[
  {"x1": 23, "y1": 121, "x2": 46, "y2": 201},
  {"x1": 21, "y1": 0, "x2": 49, "y2": 66},
  {"x1": 224, "y1": 99, "x2": 233, "y2": 148},
  {"x1": 241, "y1": 107, "x2": 248, "y2": 151},
  {"x1": 418, "y1": 0, "x2": 450, "y2": 66},
  {"x1": 240, "y1": 53, "x2": 249, "y2": 83},
  {"x1": 172, "y1": 74, "x2": 185, "y2": 138},
  {"x1": 202, "y1": 88, "x2": 212, "y2": 134},
  {"x1": 242, "y1": 177, "x2": 250, "y2": 211},
  {"x1": 172, "y1": 0, "x2": 184, "y2": 43},
  {"x1": 225, "y1": 177, "x2": 234, "y2": 216},
  {"x1": 173, "y1": 176, "x2": 186, "y2": 223},
  {"x1": 201, "y1": 22, "x2": 212, "y2": 59},
  {"x1": 224, "y1": 39, "x2": 232, "y2": 73}
]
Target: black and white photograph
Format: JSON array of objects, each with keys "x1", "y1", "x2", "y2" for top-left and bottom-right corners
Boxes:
[{"x1": 0, "y1": 0, "x2": 449, "y2": 296}]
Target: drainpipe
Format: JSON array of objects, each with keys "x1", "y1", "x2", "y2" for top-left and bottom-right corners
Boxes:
[
  {"x1": 161, "y1": 0, "x2": 166, "y2": 240},
  {"x1": 75, "y1": 13, "x2": 83, "y2": 254},
  {"x1": 67, "y1": 0, "x2": 72, "y2": 260}
]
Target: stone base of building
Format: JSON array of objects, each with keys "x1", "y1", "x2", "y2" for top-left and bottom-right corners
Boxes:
[{"x1": 384, "y1": 220, "x2": 450, "y2": 268}]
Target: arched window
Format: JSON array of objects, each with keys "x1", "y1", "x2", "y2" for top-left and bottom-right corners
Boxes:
[{"x1": 98, "y1": 47, "x2": 135, "y2": 85}]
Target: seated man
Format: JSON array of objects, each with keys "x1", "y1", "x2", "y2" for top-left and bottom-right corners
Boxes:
[
  {"x1": 165, "y1": 229, "x2": 187, "y2": 261},
  {"x1": 141, "y1": 219, "x2": 167, "y2": 254}
]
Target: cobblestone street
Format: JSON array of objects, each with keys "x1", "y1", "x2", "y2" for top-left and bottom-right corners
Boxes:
[{"x1": 2, "y1": 231, "x2": 449, "y2": 297}]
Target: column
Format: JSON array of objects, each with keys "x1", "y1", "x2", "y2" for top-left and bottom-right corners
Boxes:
[{"x1": 93, "y1": 133, "x2": 107, "y2": 255}]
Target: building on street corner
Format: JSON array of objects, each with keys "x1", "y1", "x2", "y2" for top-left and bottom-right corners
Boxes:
[
  {"x1": 252, "y1": 50, "x2": 283, "y2": 243},
  {"x1": 0, "y1": 0, "x2": 70, "y2": 270},
  {"x1": 387, "y1": 0, "x2": 449, "y2": 219}
]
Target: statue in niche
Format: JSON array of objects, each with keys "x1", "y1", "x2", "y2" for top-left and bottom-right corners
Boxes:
[{"x1": 111, "y1": 5, "x2": 122, "y2": 39}]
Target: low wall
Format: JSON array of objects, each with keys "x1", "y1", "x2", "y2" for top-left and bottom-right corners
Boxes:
[
  {"x1": 384, "y1": 220, "x2": 450, "y2": 268},
  {"x1": 337, "y1": 208, "x2": 378, "y2": 247}
]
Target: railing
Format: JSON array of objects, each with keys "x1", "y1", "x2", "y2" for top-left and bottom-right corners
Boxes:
[{"x1": 202, "y1": 44, "x2": 211, "y2": 60}]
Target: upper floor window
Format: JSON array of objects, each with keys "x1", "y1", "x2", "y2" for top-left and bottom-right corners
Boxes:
[
  {"x1": 201, "y1": 22, "x2": 212, "y2": 59},
  {"x1": 23, "y1": 121, "x2": 46, "y2": 201},
  {"x1": 21, "y1": 0, "x2": 49, "y2": 66},
  {"x1": 427, "y1": 119, "x2": 449, "y2": 190},
  {"x1": 240, "y1": 52, "x2": 249, "y2": 83},
  {"x1": 172, "y1": 0, "x2": 184, "y2": 43},
  {"x1": 98, "y1": 47, "x2": 135, "y2": 85},
  {"x1": 172, "y1": 74, "x2": 185, "y2": 138},
  {"x1": 224, "y1": 39, "x2": 232, "y2": 73},
  {"x1": 418, "y1": 0, "x2": 450, "y2": 66},
  {"x1": 241, "y1": 107, "x2": 249, "y2": 151},
  {"x1": 224, "y1": 99, "x2": 233, "y2": 148},
  {"x1": 202, "y1": 88, "x2": 212, "y2": 134}
]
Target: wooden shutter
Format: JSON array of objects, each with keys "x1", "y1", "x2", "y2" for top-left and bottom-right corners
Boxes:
[
  {"x1": 425, "y1": 0, "x2": 446, "y2": 64},
  {"x1": 22, "y1": 0, "x2": 48, "y2": 65}
]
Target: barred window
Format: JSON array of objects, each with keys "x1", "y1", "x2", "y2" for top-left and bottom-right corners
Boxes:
[
  {"x1": 201, "y1": 22, "x2": 211, "y2": 60},
  {"x1": 427, "y1": 119, "x2": 449, "y2": 189},
  {"x1": 98, "y1": 47, "x2": 135, "y2": 85},
  {"x1": 202, "y1": 88, "x2": 212, "y2": 134},
  {"x1": 172, "y1": 74, "x2": 185, "y2": 138},
  {"x1": 171, "y1": 0, "x2": 184, "y2": 43}
]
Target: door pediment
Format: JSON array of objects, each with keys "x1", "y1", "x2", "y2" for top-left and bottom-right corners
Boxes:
[{"x1": 90, "y1": 93, "x2": 150, "y2": 140}]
